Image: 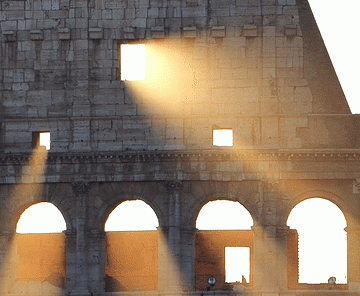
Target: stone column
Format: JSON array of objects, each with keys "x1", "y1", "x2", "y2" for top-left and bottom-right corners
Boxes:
[
  {"x1": 70, "y1": 181, "x2": 91, "y2": 296},
  {"x1": 180, "y1": 226, "x2": 197, "y2": 291},
  {"x1": 87, "y1": 230, "x2": 106, "y2": 294},
  {"x1": 166, "y1": 181, "x2": 183, "y2": 264},
  {"x1": 346, "y1": 226, "x2": 360, "y2": 291},
  {"x1": 158, "y1": 181, "x2": 184, "y2": 292},
  {"x1": 252, "y1": 225, "x2": 272, "y2": 290},
  {"x1": 65, "y1": 229, "x2": 77, "y2": 293},
  {"x1": 275, "y1": 225, "x2": 290, "y2": 291},
  {"x1": 252, "y1": 181, "x2": 291, "y2": 294},
  {"x1": 0, "y1": 231, "x2": 15, "y2": 295}
]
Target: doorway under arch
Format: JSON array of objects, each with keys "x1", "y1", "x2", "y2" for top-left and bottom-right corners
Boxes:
[
  {"x1": 14, "y1": 202, "x2": 66, "y2": 294},
  {"x1": 287, "y1": 198, "x2": 347, "y2": 286},
  {"x1": 195, "y1": 200, "x2": 254, "y2": 291},
  {"x1": 104, "y1": 199, "x2": 159, "y2": 292}
]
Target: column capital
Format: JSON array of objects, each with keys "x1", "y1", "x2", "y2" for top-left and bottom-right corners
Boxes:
[
  {"x1": 276, "y1": 225, "x2": 290, "y2": 239},
  {"x1": 251, "y1": 225, "x2": 265, "y2": 235},
  {"x1": 64, "y1": 229, "x2": 76, "y2": 236}
]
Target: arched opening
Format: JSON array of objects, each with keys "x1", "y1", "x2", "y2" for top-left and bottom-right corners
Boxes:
[
  {"x1": 105, "y1": 199, "x2": 158, "y2": 231},
  {"x1": 195, "y1": 200, "x2": 254, "y2": 291},
  {"x1": 17, "y1": 202, "x2": 66, "y2": 233},
  {"x1": 287, "y1": 198, "x2": 347, "y2": 288},
  {"x1": 104, "y1": 200, "x2": 159, "y2": 292},
  {"x1": 196, "y1": 200, "x2": 253, "y2": 230},
  {"x1": 14, "y1": 202, "x2": 66, "y2": 293}
]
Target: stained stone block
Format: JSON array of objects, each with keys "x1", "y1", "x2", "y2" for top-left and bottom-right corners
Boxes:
[
  {"x1": 124, "y1": 26, "x2": 136, "y2": 39},
  {"x1": 58, "y1": 27, "x2": 71, "y2": 40},
  {"x1": 89, "y1": 27, "x2": 103, "y2": 39},
  {"x1": 243, "y1": 25, "x2": 257, "y2": 37},
  {"x1": 30, "y1": 29, "x2": 44, "y2": 40},
  {"x1": 151, "y1": 26, "x2": 165, "y2": 38},
  {"x1": 285, "y1": 25, "x2": 297, "y2": 36},
  {"x1": 212, "y1": 26, "x2": 226, "y2": 38},
  {"x1": 2, "y1": 31, "x2": 17, "y2": 42},
  {"x1": 183, "y1": 26, "x2": 196, "y2": 38}
]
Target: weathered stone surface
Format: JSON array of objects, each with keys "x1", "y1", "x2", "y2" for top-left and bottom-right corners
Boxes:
[{"x1": 0, "y1": 0, "x2": 358, "y2": 295}]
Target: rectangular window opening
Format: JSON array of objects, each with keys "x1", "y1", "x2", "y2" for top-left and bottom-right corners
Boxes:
[
  {"x1": 213, "y1": 128, "x2": 233, "y2": 147},
  {"x1": 225, "y1": 247, "x2": 250, "y2": 283},
  {"x1": 120, "y1": 44, "x2": 146, "y2": 81},
  {"x1": 33, "y1": 132, "x2": 50, "y2": 150}
]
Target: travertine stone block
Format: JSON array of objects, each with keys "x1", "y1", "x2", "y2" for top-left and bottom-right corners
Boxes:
[
  {"x1": 2, "y1": 31, "x2": 17, "y2": 42},
  {"x1": 30, "y1": 29, "x2": 44, "y2": 40},
  {"x1": 183, "y1": 26, "x2": 196, "y2": 38},
  {"x1": 285, "y1": 25, "x2": 297, "y2": 36},
  {"x1": 89, "y1": 27, "x2": 103, "y2": 39},
  {"x1": 212, "y1": 26, "x2": 226, "y2": 38},
  {"x1": 58, "y1": 27, "x2": 71, "y2": 39},
  {"x1": 151, "y1": 26, "x2": 165, "y2": 38},
  {"x1": 243, "y1": 25, "x2": 257, "y2": 37}
]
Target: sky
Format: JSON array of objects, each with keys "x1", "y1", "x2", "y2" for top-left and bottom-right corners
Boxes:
[{"x1": 308, "y1": 0, "x2": 360, "y2": 113}]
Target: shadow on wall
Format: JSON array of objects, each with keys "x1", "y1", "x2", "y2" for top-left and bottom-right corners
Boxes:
[{"x1": 105, "y1": 274, "x2": 124, "y2": 292}]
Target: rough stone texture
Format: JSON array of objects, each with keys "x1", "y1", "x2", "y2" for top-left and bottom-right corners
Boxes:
[{"x1": 1, "y1": 0, "x2": 360, "y2": 295}]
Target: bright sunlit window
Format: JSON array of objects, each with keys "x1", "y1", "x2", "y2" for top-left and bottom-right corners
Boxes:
[
  {"x1": 39, "y1": 132, "x2": 50, "y2": 150},
  {"x1": 287, "y1": 198, "x2": 347, "y2": 284},
  {"x1": 196, "y1": 200, "x2": 253, "y2": 230},
  {"x1": 120, "y1": 44, "x2": 146, "y2": 81},
  {"x1": 225, "y1": 247, "x2": 250, "y2": 283},
  {"x1": 16, "y1": 202, "x2": 66, "y2": 233},
  {"x1": 213, "y1": 129, "x2": 233, "y2": 147},
  {"x1": 105, "y1": 200, "x2": 159, "y2": 231}
]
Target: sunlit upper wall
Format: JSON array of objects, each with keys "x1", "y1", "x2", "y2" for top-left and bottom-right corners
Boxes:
[
  {"x1": 196, "y1": 200, "x2": 253, "y2": 230},
  {"x1": 17, "y1": 202, "x2": 66, "y2": 234}
]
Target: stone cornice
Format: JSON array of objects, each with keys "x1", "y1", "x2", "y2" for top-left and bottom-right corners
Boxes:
[
  {"x1": 0, "y1": 150, "x2": 360, "y2": 185},
  {"x1": 1, "y1": 149, "x2": 360, "y2": 164}
]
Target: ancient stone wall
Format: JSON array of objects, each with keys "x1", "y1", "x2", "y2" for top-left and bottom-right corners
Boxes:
[
  {"x1": 1, "y1": 0, "x2": 360, "y2": 295},
  {"x1": 0, "y1": 0, "x2": 355, "y2": 154}
]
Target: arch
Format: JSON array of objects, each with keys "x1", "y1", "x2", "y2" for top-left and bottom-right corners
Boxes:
[
  {"x1": 287, "y1": 197, "x2": 347, "y2": 284},
  {"x1": 16, "y1": 202, "x2": 66, "y2": 233},
  {"x1": 105, "y1": 199, "x2": 159, "y2": 231},
  {"x1": 196, "y1": 199, "x2": 254, "y2": 230},
  {"x1": 187, "y1": 190, "x2": 258, "y2": 229},
  {"x1": 5, "y1": 183, "x2": 74, "y2": 233},
  {"x1": 283, "y1": 189, "x2": 351, "y2": 226},
  {"x1": 13, "y1": 201, "x2": 67, "y2": 293},
  {"x1": 194, "y1": 199, "x2": 254, "y2": 290},
  {"x1": 88, "y1": 182, "x2": 165, "y2": 232},
  {"x1": 104, "y1": 198, "x2": 160, "y2": 292}
]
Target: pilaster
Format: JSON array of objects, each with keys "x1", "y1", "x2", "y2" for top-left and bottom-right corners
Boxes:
[
  {"x1": 346, "y1": 226, "x2": 360, "y2": 291},
  {"x1": 69, "y1": 181, "x2": 91, "y2": 296},
  {"x1": 87, "y1": 229, "x2": 106, "y2": 294},
  {"x1": 158, "y1": 180, "x2": 185, "y2": 292},
  {"x1": 0, "y1": 231, "x2": 15, "y2": 295},
  {"x1": 252, "y1": 181, "x2": 289, "y2": 294}
]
